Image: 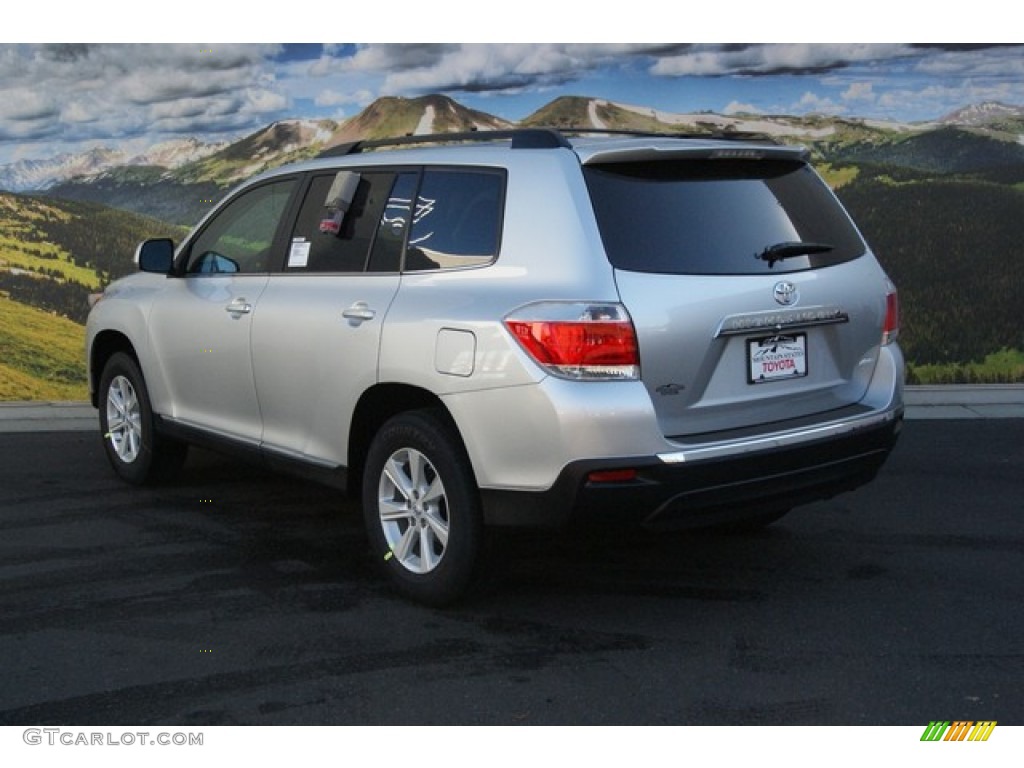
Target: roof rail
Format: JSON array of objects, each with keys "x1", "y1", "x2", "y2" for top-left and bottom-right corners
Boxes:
[
  {"x1": 317, "y1": 128, "x2": 572, "y2": 158},
  {"x1": 315, "y1": 126, "x2": 782, "y2": 159}
]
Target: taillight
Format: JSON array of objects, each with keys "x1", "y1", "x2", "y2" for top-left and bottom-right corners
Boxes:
[
  {"x1": 882, "y1": 283, "x2": 899, "y2": 345},
  {"x1": 504, "y1": 302, "x2": 640, "y2": 381}
]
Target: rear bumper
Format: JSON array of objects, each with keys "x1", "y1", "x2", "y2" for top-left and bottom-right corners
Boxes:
[{"x1": 480, "y1": 403, "x2": 903, "y2": 529}]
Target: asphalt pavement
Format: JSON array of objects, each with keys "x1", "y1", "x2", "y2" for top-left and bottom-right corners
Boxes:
[{"x1": 0, "y1": 419, "x2": 1021, "y2": 725}]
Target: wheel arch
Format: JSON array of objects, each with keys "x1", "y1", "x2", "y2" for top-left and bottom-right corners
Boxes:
[
  {"x1": 89, "y1": 330, "x2": 140, "y2": 408},
  {"x1": 347, "y1": 383, "x2": 468, "y2": 498}
]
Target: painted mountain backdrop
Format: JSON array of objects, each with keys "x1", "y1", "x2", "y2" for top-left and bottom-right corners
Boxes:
[{"x1": 2, "y1": 93, "x2": 1023, "y2": 399}]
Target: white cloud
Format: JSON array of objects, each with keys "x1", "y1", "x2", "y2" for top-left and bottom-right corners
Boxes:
[
  {"x1": 842, "y1": 82, "x2": 875, "y2": 102},
  {"x1": 314, "y1": 88, "x2": 373, "y2": 108},
  {"x1": 245, "y1": 88, "x2": 288, "y2": 113},
  {"x1": 0, "y1": 43, "x2": 288, "y2": 151},
  {"x1": 912, "y1": 46, "x2": 1024, "y2": 78},
  {"x1": 876, "y1": 80, "x2": 1024, "y2": 119},
  {"x1": 796, "y1": 91, "x2": 846, "y2": 115},
  {"x1": 150, "y1": 96, "x2": 241, "y2": 121},
  {"x1": 332, "y1": 43, "x2": 670, "y2": 95},
  {"x1": 651, "y1": 44, "x2": 912, "y2": 77},
  {"x1": 723, "y1": 101, "x2": 761, "y2": 115},
  {"x1": 62, "y1": 102, "x2": 99, "y2": 124},
  {"x1": 0, "y1": 88, "x2": 58, "y2": 121}
]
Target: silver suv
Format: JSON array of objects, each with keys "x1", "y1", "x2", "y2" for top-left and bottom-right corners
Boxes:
[{"x1": 86, "y1": 129, "x2": 904, "y2": 604}]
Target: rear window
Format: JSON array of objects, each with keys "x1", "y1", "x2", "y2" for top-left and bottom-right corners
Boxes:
[
  {"x1": 405, "y1": 169, "x2": 503, "y2": 271},
  {"x1": 583, "y1": 158, "x2": 866, "y2": 275}
]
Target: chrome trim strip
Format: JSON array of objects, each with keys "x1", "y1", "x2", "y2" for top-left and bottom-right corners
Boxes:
[
  {"x1": 657, "y1": 407, "x2": 899, "y2": 465},
  {"x1": 715, "y1": 305, "x2": 849, "y2": 337}
]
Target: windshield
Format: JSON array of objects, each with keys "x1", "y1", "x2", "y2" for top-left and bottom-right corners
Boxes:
[{"x1": 583, "y1": 158, "x2": 866, "y2": 275}]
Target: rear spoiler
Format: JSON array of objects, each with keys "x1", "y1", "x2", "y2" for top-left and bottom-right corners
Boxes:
[{"x1": 575, "y1": 143, "x2": 810, "y2": 165}]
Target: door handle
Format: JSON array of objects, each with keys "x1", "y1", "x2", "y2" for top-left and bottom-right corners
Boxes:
[
  {"x1": 225, "y1": 298, "x2": 252, "y2": 315},
  {"x1": 342, "y1": 302, "x2": 376, "y2": 322}
]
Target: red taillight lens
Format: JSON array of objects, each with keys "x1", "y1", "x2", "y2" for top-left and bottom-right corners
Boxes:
[
  {"x1": 507, "y1": 319, "x2": 636, "y2": 368},
  {"x1": 883, "y1": 287, "x2": 899, "y2": 345},
  {"x1": 504, "y1": 303, "x2": 640, "y2": 380}
]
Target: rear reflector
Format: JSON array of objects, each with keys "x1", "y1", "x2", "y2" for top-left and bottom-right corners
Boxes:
[{"x1": 587, "y1": 468, "x2": 639, "y2": 483}]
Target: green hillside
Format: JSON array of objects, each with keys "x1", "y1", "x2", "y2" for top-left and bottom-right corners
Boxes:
[
  {"x1": 48, "y1": 167, "x2": 223, "y2": 226},
  {"x1": 0, "y1": 295, "x2": 87, "y2": 401},
  {"x1": 0, "y1": 192, "x2": 182, "y2": 400},
  {"x1": 0, "y1": 192, "x2": 182, "y2": 324},
  {"x1": 835, "y1": 167, "x2": 1024, "y2": 378},
  {"x1": 175, "y1": 120, "x2": 338, "y2": 187},
  {"x1": 520, "y1": 95, "x2": 600, "y2": 127},
  {"x1": 827, "y1": 126, "x2": 1024, "y2": 174},
  {"x1": 521, "y1": 95, "x2": 737, "y2": 132},
  {"x1": 328, "y1": 94, "x2": 511, "y2": 146}
]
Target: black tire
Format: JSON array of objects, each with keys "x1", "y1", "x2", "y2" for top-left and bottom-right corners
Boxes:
[
  {"x1": 362, "y1": 409, "x2": 483, "y2": 606},
  {"x1": 98, "y1": 352, "x2": 187, "y2": 485}
]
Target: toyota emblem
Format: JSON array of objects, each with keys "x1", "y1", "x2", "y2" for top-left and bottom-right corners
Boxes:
[{"x1": 773, "y1": 281, "x2": 798, "y2": 306}]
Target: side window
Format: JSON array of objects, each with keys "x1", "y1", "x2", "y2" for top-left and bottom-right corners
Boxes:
[
  {"x1": 288, "y1": 171, "x2": 397, "y2": 273},
  {"x1": 405, "y1": 169, "x2": 503, "y2": 272},
  {"x1": 367, "y1": 172, "x2": 420, "y2": 273},
  {"x1": 186, "y1": 180, "x2": 296, "y2": 275}
]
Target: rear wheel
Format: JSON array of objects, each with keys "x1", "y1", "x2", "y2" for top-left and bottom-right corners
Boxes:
[
  {"x1": 98, "y1": 352, "x2": 187, "y2": 485},
  {"x1": 362, "y1": 409, "x2": 482, "y2": 606}
]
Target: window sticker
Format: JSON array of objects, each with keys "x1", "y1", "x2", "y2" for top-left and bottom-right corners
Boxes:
[{"x1": 288, "y1": 239, "x2": 311, "y2": 268}]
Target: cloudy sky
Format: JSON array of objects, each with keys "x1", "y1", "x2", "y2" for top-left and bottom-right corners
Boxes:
[{"x1": 1, "y1": 43, "x2": 1022, "y2": 165}]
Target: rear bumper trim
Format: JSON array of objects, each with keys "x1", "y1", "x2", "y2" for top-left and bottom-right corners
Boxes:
[{"x1": 657, "y1": 406, "x2": 901, "y2": 465}]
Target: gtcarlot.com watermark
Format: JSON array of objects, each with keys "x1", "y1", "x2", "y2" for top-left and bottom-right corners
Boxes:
[{"x1": 23, "y1": 728, "x2": 203, "y2": 747}]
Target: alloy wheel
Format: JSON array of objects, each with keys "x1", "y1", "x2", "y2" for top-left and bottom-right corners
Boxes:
[
  {"x1": 377, "y1": 447, "x2": 450, "y2": 574},
  {"x1": 105, "y1": 374, "x2": 142, "y2": 464}
]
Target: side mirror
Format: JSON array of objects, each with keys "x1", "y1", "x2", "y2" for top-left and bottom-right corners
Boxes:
[{"x1": 135, "y1": 238, "x2": 175, "y2": 274}]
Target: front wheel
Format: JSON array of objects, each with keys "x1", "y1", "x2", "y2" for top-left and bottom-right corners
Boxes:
[
  {"x1": 98, "y1": 352, "x2": 187, "y2": 485},
  {"x1": 362, "y1": 409, "x2": 482, "y2": 606}
]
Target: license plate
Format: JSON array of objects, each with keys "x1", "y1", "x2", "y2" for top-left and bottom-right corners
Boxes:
[{"x1": 747, "y1": 333, "x2": 808, "y2": 384}]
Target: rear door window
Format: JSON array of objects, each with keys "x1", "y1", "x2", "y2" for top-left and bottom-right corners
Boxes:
[
  {"x1": 583, "y1": 158, "x2": 865, "y2": 275},
  {"x1": 288, "y1": 171, "x2": 398, "y2": 273}
]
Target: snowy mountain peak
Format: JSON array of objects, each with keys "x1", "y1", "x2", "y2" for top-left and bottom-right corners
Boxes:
[
  {"x1": 939, "y1": 101, "x2": 1024, "y2": 126},
  {"x1": 0, "y1": 137, "x2": 229, "y2": 193},
  {"x1": 129, "y1": 137, "x2": 228, "y2": 168}
]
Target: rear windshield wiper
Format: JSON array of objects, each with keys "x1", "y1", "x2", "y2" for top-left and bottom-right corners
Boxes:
[{"x1": 756, "y1": 241, "x2": 834, "y2": 268}]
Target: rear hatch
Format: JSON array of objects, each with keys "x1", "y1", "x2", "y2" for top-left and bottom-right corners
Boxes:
[{"x1": 579, "y1": 142, "x2": 890, "y2": 438}]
